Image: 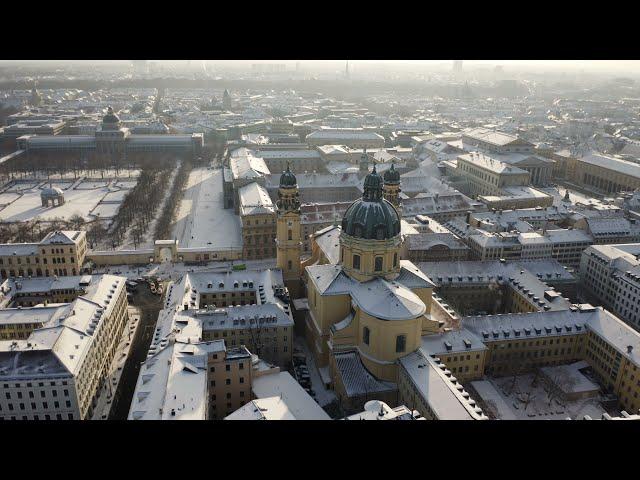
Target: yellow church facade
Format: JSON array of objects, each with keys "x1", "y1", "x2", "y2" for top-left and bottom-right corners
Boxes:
[{"x1": 276, "y1": 160, "x2": 439, "y2": 410}]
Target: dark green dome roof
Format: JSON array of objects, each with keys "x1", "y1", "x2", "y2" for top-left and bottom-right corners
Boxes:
[
  {"x1": 103, "y1": 106, "x2": 120, "y2": 124},
  {"x1": 279, "y1": 162, "x2": 297, "y2": 187},
  {"x1": 383, "y1": 163, "x2": 400, "y2": 183},
  {"x1": 341, "y1": 165, "x2": 400, "y2": 240}
]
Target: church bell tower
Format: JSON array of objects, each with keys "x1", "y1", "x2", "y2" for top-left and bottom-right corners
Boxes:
[{"x1": 276, "y1": 162, "x2": 302, "y2": 298}]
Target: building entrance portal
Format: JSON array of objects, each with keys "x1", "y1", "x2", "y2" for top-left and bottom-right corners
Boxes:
[{"x1": 154, "y1": 239, "x2": 179, "y2": 263}]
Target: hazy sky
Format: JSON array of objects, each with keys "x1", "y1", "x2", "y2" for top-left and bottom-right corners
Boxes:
[{"x1": 2, "y1": 60, "x2": 640, "y2": 74}]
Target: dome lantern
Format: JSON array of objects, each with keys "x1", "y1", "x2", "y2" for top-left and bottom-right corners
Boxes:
[
  {"x1": 383, "y1": 162, "x2": 400, "y2": 184},
  {"x1": 279, "y1": 161, "x2": 297, "y2": 188},
  {"x1": 341, "y1": 164, "x2": 400, "y2": 241}
]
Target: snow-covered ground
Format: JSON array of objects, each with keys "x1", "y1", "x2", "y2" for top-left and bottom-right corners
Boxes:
[
  {"x1": 293, "y1": 336, "x2": 337, "y2": 408},
  {"x1": 0, "y1": 184, "x2": 110, "y2": 222},
  {"x1": 471, "y1": 374, "x2": 611, "y2": 420},
  {"x1": 0, "y1": 176, "x2": 138, "y2": 224},
  {"x1": 172, "y1": 167, "x2": 242, "y2": 250}
]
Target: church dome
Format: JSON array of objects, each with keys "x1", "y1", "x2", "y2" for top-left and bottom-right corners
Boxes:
[
  {"x1": 383, "y1": 162, "x2": 400, "y2": 184},
  {"x1": 342, "y1": 165, "x2": 400, "y2": 240},
  {"x1": 103, "y1": 106, "x2": 120, "y2": 124},
  {"x1": 279, "y1": 162, "x2": 297, "y2": 187}
]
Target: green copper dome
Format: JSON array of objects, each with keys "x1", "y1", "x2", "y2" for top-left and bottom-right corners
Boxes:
[
  {"x1": 341, "y1": 165, "x2": 400, "y2": 240},
  {"x1": 383, "y1": 162, "x2": 400, "y2": 184},
  {"x1": 279, "y1": 162, "x2": 297, "y2": 187}
]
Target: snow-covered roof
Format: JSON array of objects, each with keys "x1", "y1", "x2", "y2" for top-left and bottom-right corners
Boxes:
[
  {"x1": 256, "y1": 149, "x2": 321, "y2": 160},
  {"x1": 306, "y1": 129, "x2": 384, "y2": 141},
  {"x1": 585, "y1": 217, "x2": 635, "y2": 236},
  {"x1": 399, "y1": 350, "x2": 486, "y2": 420},
  {"x1": 197, "y1": 303, "x2": 293, "y2": 331},
  {"x1": 0, "y1": 243, "x2": 39, "y2": 257},
  {"x1": 224, "y1": 397, "x2": 297, "y2": 420},
  {"x1": 344, "y1": 400, "x2": 423, "y2": 420},
  {"x1": 40, "y1": 230, "x2": 83, "y2": 245},
  {"x1": 0, "y1": 274, "x2": 126, "y2": 379},
  {"x1": 580, "y1": 153, "x2": 640, "y2": 180},
  {"x1": 306, "y1": 263, "x2": 428, "y2": 321},
  {"x1": 457, "y1": 152, "x2": 529, "y2": 175},
  {"x1": 313, "y1": 225, "x2": 341, "y2": 264},
  {"x1": 238, "y1": 182, "x2": 275, "y2": 216},
  {"x1": 420, "y1": 328, "x2": 488, "y2": 356},
  {"x1": 230, "y1": 151, "x2": 270, "y2": 180},
  {"x1": 231, "y1": 371, "x2": 330, "y2": 420},
  {"x1": 128, "y1": 340, "x2": 224, "y2": 420},
  {"x1": 463, "y1": 127, "x2": 527, "y2": 147},
  {"x1": 406, "y1": 232, "x2": 470, "y2": 251},
  {"x1": 333, "y1": 350, "x2": 396, "y2": 397}
]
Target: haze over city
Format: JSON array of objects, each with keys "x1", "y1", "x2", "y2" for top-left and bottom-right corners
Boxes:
[{"x1": 0, "y1": 57, "x2": 639, "y2": 425}]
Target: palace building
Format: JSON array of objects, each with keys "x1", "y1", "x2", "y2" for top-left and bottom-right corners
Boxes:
[{"x1": 16, "y1": 107, "x2": 203, "y2": 156}]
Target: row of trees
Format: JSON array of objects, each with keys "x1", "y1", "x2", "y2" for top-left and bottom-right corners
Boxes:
[
  {"x1": 109, "y1": 168, "x2": 171, "y2": 248},
  {"x1": 154, "y1": 161, "x2": 192, "y2": 240},
  {"x1": 0, "y1": 150, "x2": 185, "y2": 183},
  {"x1": 0, "y1": 213, "x2": 86, "y2": 244}
]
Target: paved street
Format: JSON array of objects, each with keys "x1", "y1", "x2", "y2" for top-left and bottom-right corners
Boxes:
[
  {"x1": 91, "y1": 307, "x2": 141, "y2": 420},
  {"x1": 109, "y1": 282, "x2": 166, "y2": 420}
]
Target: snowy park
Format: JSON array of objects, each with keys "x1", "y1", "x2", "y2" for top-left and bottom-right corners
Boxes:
[{"x1": 0, "y1": 176, "x2": 138, "y2": 224}]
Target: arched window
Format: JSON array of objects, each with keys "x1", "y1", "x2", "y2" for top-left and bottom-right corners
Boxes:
[
  {"x1": 288, "y1": 230, "x2": 292, "y2": 241},
  {"x1": 374, "y1": 256, "x2": 383, "y2": 272},
  {"x1": 363, "y1": 327, "x2": 370, "y2": 345},
  {"x1": 396, "y1": 335, "x2": 407, "y2": 353},
  {"x1": 393, "y1": 252, "x2": 398, "y2": 267},
  {"x1": 353, "y1": 254, "x2": 360, "y2": 270}
]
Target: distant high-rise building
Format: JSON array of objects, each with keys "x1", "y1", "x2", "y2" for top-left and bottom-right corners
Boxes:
[
  {"x1": 453, "y1": 60, "x2": 463, "y2": 74},
  {"x1": 346, "y1": 60, "x2": 350, "y2": 79},
  {"x1": 223, "y1": 89, "x2": 232, "y2": 111}
]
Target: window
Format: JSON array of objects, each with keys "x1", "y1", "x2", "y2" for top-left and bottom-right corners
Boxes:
[
  {"x1": 363, "y1": 327, "x2": 370, "y2": 345},
  {"x1": 396, "y1": 335, "x2": 407, "y2": 353},
  {"x1": 393, "y1": 253, "x2": 398, "y2": 267},
  {"x1": 374, "y1": 256, "x2": 383, "y2": 272},
  {"x1": 288, "y1": 230, "x2": 292, "y2": 241},
  {"x1": 353, "y1": 254, "x2": 360, "y2": 270}
]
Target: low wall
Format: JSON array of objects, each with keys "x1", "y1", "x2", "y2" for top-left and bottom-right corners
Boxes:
[
  {"x1": 87, "y1": 249, "x2": 155, "y2": 266},
  {"x1": 87, "y1": 246, "x2": 244, "y2": 266}
]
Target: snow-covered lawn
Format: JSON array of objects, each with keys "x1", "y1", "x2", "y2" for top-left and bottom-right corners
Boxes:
[{"x1": 0, "y1": 185, "x2": 110, "y2": 222}]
